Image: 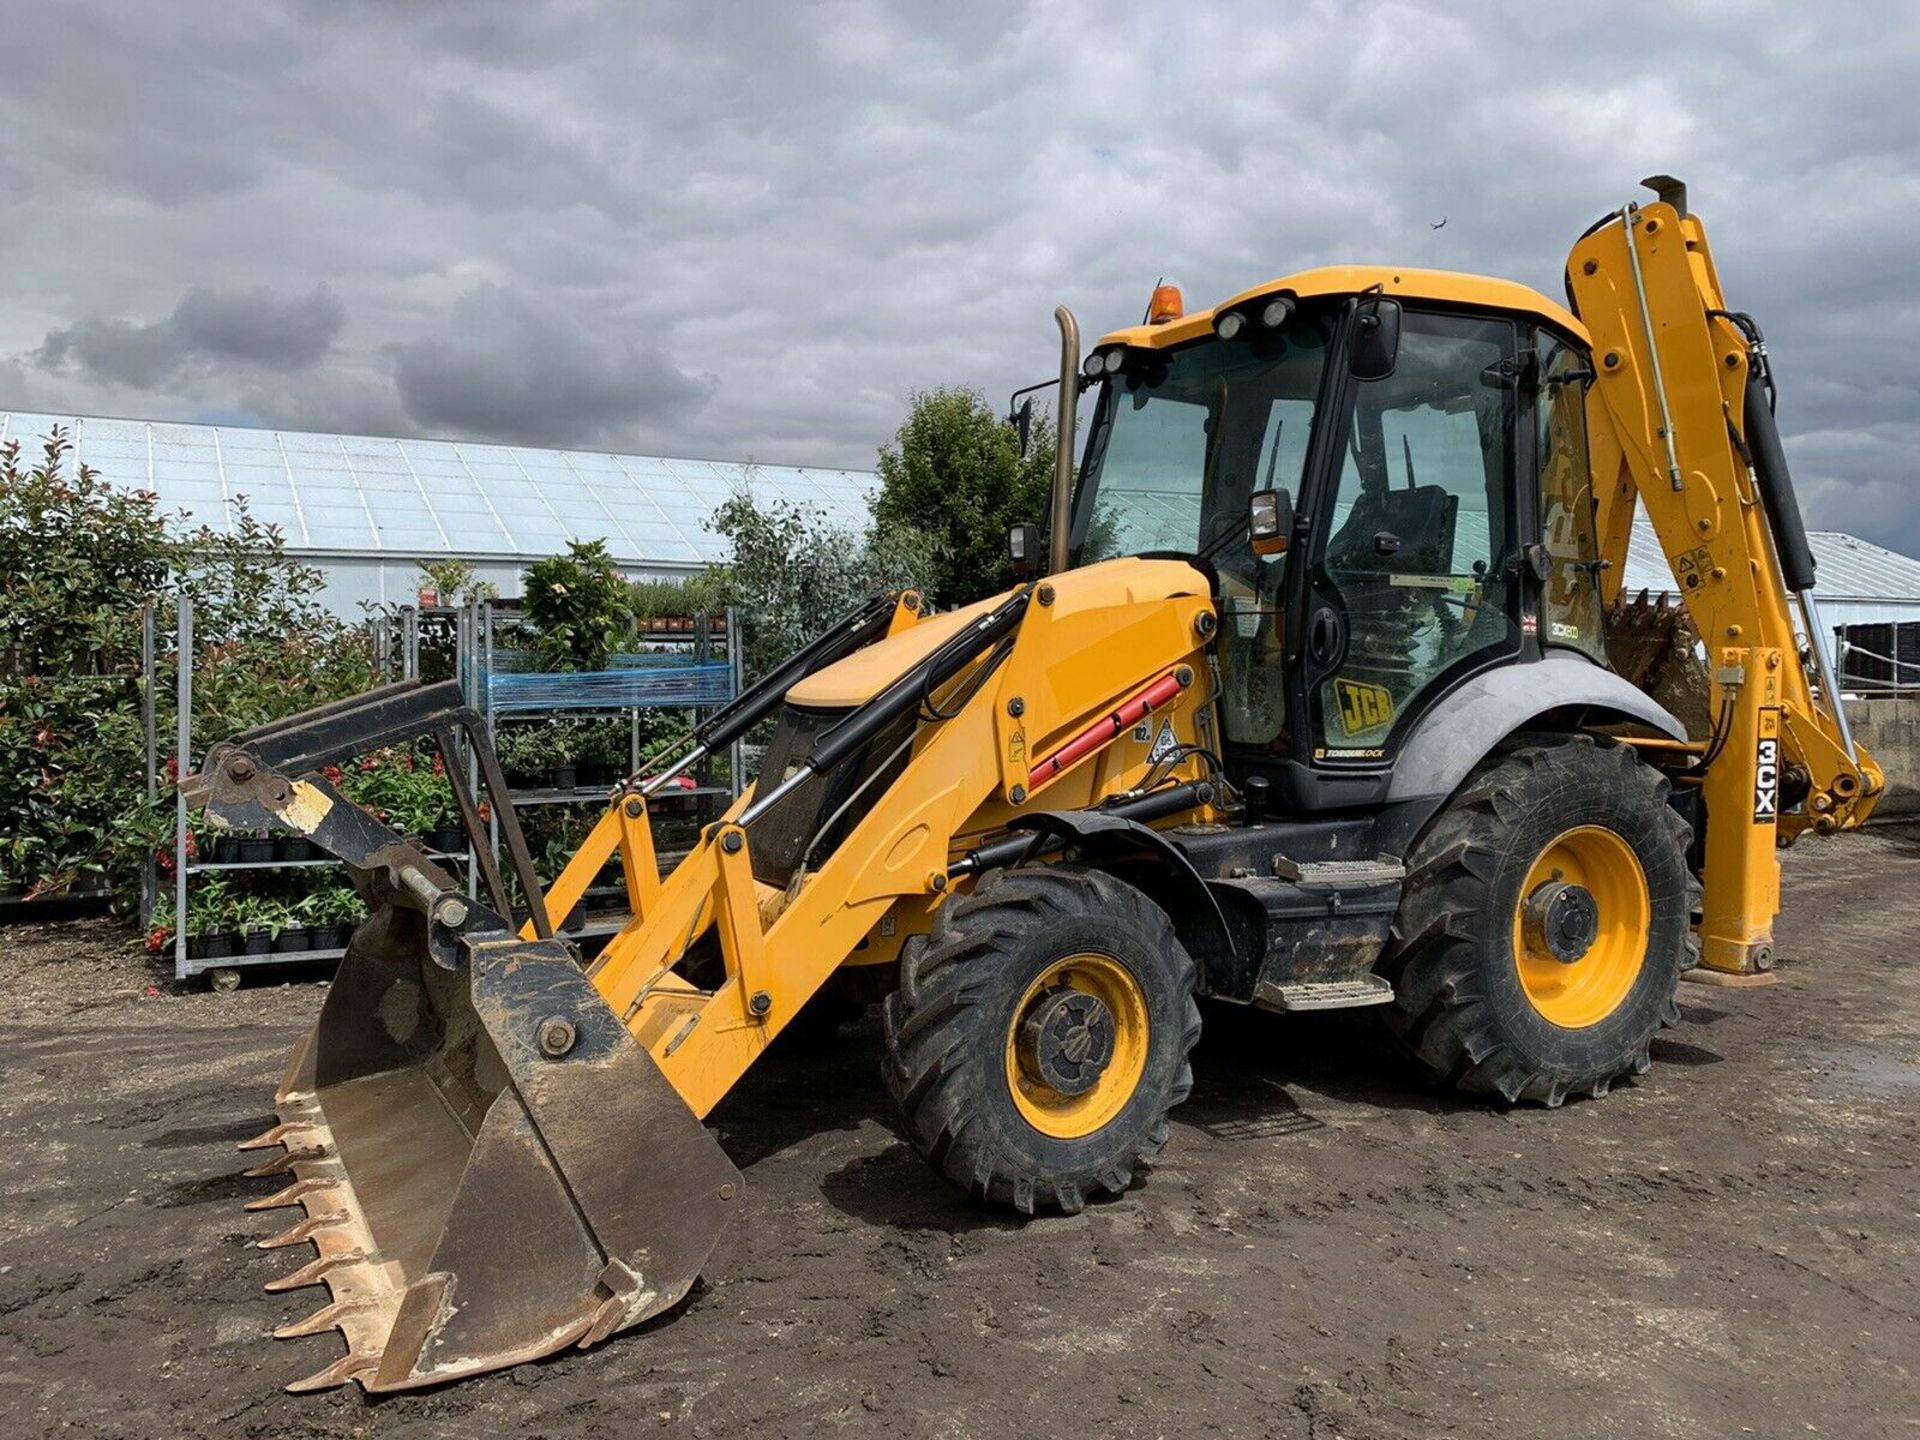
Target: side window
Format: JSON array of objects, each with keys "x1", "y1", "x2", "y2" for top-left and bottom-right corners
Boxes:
[
  {"x1": 1536, "y1": 335, "x2": 1608, "y2": 663},
  {"x1": 1312, "y1": 310, "x2": 1519, "y2": 755}
]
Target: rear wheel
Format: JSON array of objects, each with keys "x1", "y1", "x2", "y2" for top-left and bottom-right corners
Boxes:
[
  {"x1": 881, "y1": 866, "x2": 1200, "y2": 1214},
  {"x1": 1379, "y1": 734, "x2": 1696, "y2": 1105}
]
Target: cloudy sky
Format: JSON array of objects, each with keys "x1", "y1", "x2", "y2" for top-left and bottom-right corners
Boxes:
[{"x1": 3, "y1": 1, "x2": 1917, "y2": 550}]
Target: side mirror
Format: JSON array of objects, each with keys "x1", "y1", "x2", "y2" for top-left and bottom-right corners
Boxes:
[
  {"x1": 1008, "y1": 521, "x2": 1042, "y2": 578},
  {"x1": 1349, "y1": 296, "x2": 1401, "y2": 381},
  {"x1": 1249, "y1": 489, "x2": 1293, "y2": 558},
  {"x1": 1010, "y1": 397, "x2": 1034, "y2": 457}
]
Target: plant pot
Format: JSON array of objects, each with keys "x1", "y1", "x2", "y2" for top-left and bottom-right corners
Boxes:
[
  {"x1": 275, "y1": 835, "x2": 314, "y2": 862},
  {"x1": 274, "y1": 926, "x2": 312, "y2": 954},
  {"x1": 418, "y1": 585, "x2": 439, "y2": 608},
  {"x1": 186, "y1": 935, "x2": 207, "y2": 960},
  {"x1": 561, "y1": 904, "x2": 586, "y2": 933},
  {"x1": 548, "y1": 763, "x2": 578, "y2": 791},
  {"x1": 241, "y1": 926, "x2": 272, "y2": 956},
  {"x1": 427, "y1": 826, "x2": 466, "y2": 855},
  {"x1": 199, "y1": 930, "x2": 236, "y2": 959},
  {"x1": 237, "y1": 837, "x2": 276, "y2": 864},
  {"x1": 312, "y1": 924, "x2": 351, "y2": 952},
  {"x1": 214, "y1": 835, "x2": 245, "y2": 864}
]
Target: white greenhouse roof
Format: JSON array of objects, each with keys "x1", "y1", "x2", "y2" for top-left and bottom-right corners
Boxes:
[{"x1": 0, "y1": 412, "x2": 875, "y2": 568}]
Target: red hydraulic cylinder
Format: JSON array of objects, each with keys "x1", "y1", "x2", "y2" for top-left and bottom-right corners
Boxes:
[{"x1": 1026, "y1": 671, "x2": 1186, "y2": 794}]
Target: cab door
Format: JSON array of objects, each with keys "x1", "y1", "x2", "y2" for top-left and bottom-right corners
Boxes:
[{"x1": 1301, "y1": 308, "x2": 1523, "y2": 762}]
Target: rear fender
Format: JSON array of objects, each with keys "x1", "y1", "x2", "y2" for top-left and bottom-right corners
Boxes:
[{"x1": 1386, "y1": 656, "x2": 1687, "y2": 804}]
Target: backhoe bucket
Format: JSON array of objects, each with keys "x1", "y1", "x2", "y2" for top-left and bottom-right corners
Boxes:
[{"x1": 240, "y1": 903, "x2": 741, "y2": 1393}]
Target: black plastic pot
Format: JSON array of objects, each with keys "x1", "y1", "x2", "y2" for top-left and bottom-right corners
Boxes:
[
  {"x1": 237, "y1": 837, "x2": 276, "y2": 864},
  {"x1": 213, "y1": 835, "x2": 245, "y2": 864},
  {"x1": 311, "y1": 924, "x2": 351, "y2": 952},
  {"x1": 274, "y1": 926, "x2": 312, "y2": 953},
  {"x1": 199, "y1": 931, "x2": 236, "y2": 959},
  {"x1": 186, "y1": 935, "x2": 207, "y2": 961},
  {"x1": 548, "y1": 763, "x2": 578, "y2": 791},
  {"x1": 241, "y1": 926, "x2": 272, "y2": 956},
  {"x1": 427, "y1": 826, "x2": 466, "y2": 855},
  {"x1": 275, "y1": 835, "x2": 314, "y2": 862}
]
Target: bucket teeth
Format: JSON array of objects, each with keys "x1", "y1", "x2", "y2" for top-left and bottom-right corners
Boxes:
[
  {"x1": 238, "y1": 1121, "x2": 316, "y2": 1152},
  {"x1": 273, "y1": 1298, "x2": 376, "y2": 1341},
  {"x1": 243, "y1": 1146, "x2": 329, "y2": 1178},
  {"x1": 244, "y1": 1177, "x2": 336, "y2": 1212},
  {"x1": 264, "y1": 1249, "x2": 364, "y2": 1294},
  {"x1": 285, "y1": 1349, "x2": 382, "y2": 1394},
  {"x1": 258, "y1": 1213, "x2": 346, "y2": 1250}
]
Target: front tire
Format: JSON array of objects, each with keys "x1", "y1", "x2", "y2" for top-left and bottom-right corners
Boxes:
[
  {"x1": 1379, "y1": 734, "x2": 1697, "y2": 1105},
  {"x1": 881, "y1": 866, "x2": 1201, "y2": 1214}
]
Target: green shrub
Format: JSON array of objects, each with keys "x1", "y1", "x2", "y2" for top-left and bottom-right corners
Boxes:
[
  {"x1": 522, "y1": 539, "x2": 629, "y2": 671},
  {"x1": 0, "y1": 428, "x2": 378, "y2": 902}
]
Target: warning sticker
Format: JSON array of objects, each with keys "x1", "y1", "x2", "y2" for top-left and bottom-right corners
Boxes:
[{"x1": 1147, "y1": 718, "x2": 1180, "y2": 764}]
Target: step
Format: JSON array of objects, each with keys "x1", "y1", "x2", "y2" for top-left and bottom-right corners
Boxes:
[
  {"x1": 1252, "y1": 974, "x2": 1396, "y2": 1012},
  {"x1": 1272, "y1": 855, "x2": 1407, "y2": 888}
]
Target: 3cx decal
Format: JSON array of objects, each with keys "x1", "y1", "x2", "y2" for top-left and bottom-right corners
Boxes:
[{"x1": 1753, "y1": 734, "x2": 1779, "y2": 823}]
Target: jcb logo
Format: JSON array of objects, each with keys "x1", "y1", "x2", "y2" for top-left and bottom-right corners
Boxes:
[
  {"x1": 1753, "y1": 736, "x2": 1778, "y2": 823},
  {"x1": 1334, "y1": 678, "x2": 1394, "y2": 736}
]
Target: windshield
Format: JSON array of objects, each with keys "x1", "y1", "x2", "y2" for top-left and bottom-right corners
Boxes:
[{"x1": 1070, "y1": 305, "x2": 1335, "y2": 567}]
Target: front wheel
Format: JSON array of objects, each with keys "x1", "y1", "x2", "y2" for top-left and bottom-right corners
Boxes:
[
  {"x1": 1379, "y1": 734, "x2": 1697, "y2": 1105},
  {"x1": 881, "y1": 866, "x2": 1201, "y2": 1214}
]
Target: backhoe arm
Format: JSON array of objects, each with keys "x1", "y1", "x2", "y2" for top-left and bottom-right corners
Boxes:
[{"x1": 1566, "y1": 179, "x2": 1882, "y2": 975}]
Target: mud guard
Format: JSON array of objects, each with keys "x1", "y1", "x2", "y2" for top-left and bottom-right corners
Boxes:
[{"x1": 1007, "y1": 809, "x2": 1237, "y2": 971}]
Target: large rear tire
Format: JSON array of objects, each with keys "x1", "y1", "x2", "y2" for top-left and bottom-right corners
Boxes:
[
  {"x1": 881, "y1": 866, "x2": 1201, "y2": 1214},
  {"x1": 1379, "y1": 734, "x2": 1697, "y2": 1105}
]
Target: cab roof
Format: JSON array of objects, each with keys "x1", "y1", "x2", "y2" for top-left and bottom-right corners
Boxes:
[{"x1": 1095, "y1": 266, "x2": 1587, "y2": 350}]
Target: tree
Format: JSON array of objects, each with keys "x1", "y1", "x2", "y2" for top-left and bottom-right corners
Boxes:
[
  {"x1": 873, "y1": 388, "x2": 1056, "y2": 605},
  {"x1": 700, "y1": 491, "x2": 937, "y2": 684}
]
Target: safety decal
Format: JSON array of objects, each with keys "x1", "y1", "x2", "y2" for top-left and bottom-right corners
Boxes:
[{"x1": 1147, "y1": 718, "x2": 1180, "y2": 764}]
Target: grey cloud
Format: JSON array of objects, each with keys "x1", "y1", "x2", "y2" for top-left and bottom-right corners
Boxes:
[
  {"x1": 33, "y1": 284, "x2": 345, "y2": 387},
  {"x1": 389, "y1": 283, "x2": 714, "y2": 447},
  {"x1": 1, "y1": 1, "x2": 1918, "y2": 550}
]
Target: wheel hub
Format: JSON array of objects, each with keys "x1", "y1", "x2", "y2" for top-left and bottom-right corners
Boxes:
[
  {"x1": 1018, "y1": 988, "x2": 1116, "y2": 1097},
  {"x1": 1523, "y1": 878, "x2": 1600, "y2": 964}
]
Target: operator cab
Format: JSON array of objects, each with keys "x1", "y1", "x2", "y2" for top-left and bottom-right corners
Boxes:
[{"x1": 1066, "y1": 269, "x2": 1607, "y2": 810}]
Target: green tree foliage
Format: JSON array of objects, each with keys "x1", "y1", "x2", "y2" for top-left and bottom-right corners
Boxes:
[
  {"x1": 521, "y1": 539, "x2": 630, "y2": 672},
  {"x1": 873, "y1": 387, "x2": 1056, "y2": 605},
  {"x1": 700, "y1": 491, "x2": 937, "y2": 683},
  {"x1": 0, "y1": 429, "x2": 378, "y2": 900}
]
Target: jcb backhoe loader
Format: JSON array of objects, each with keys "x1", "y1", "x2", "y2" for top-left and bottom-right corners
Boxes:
[{"x1": 192, "y1": 177, "x2": 1880, "y2": 1392}]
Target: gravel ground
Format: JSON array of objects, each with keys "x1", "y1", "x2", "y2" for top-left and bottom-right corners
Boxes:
[{"x1": 2, "y1": 829, "x2": 1917, "y2": 1439}]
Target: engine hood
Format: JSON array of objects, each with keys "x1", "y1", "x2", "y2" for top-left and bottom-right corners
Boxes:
[{"x1": 784, "y1": 557, "x2": 1210, "y2": 710}]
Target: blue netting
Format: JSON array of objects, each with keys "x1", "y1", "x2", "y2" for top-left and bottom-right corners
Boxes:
[
  {"x1": 488, "y1": 662, "x2": 733, "y2": 712},
  {"x1": 488, "y1": 648, "x2": 711, "y2": 674}
]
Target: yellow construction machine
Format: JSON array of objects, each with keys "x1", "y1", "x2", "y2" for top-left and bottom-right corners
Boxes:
[{"x1": 192, "y1": 176, "x2": 1879, "y2": 1391}]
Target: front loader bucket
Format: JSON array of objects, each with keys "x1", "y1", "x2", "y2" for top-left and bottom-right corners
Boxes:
[{"x1": 240, "y1": 904, "x2": 741, "y2": 1393}]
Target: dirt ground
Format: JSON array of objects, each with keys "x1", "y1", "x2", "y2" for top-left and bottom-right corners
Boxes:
[{"x1": 2, "y1": 833, "x2": 1917, "y2": 1440}]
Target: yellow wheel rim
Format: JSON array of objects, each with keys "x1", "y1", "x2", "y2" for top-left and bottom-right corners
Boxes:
[
  {"x1": 1004, "y1": 952, "x2": 1150, "y2": 1139},
  {"x1": 1511, "y1": 825, "x2": 1650, "y2": 1029}
]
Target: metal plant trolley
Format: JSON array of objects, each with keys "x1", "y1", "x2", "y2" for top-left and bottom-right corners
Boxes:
[{"x1": 150, "y1": 596, "x2": 742, "y2": 984}]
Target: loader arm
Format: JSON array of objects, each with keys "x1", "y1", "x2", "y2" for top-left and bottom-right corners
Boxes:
[{"x1": 1566, "y1": 179, "x2": 1882, "y2": 974}]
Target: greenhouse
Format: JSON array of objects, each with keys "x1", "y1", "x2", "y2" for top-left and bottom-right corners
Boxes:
[{"x1": 0, "y1": 411, "x2": 877, "y2": 615}]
